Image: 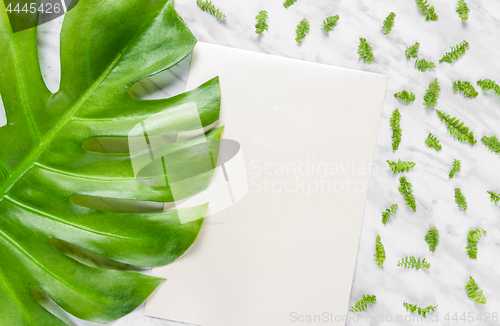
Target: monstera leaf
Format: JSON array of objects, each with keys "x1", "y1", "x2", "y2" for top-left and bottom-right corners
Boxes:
[{"x1": 0, "y1": 0, "x2": 221, "y2": 324}]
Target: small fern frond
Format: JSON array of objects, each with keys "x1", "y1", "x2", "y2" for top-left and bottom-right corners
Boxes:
[
  {"x1": 382, "y1": 204, "x2": 398, "y2": 225},
  {"x1": 455, "y1": 188, "x2": 468, "y2": 211},
  {"x1": 449, "y1": 159, "x2": 461, "y2": 178},
  {"x1": 453, "y1": 81, "x2": 478, "y2": 98},
  {"x1": 374, "y1": 235, "x2": 386, "y2": 268},
  {"x1": 283, "y1": 0, "x2": 298, "y2": 8},
  {"x1": 439, "y1": 41, "x2": 469, "y2": 64},
  {"x1": 465, "y1": 277, "x2": 487, "y2": 304},
  {"x1": 405, "y1": 42, "x2": 420, "y2": 59},
  {"x1": 386, "y1": 160, "x2": 416, "y2": 174},
  {"x1": 399, "y1": 176, "x2": 416, "y2": 211},
  {"x1": 397, "y1": 256, "x2": 430, "y2": 270},
  {"x1": 415, "y1": 58, "x2": 436, "y2": 72},
  {"x1": 415, "y1": 0, "x2": 438, "y2": 21},
  {"x1": 425, "y1": 227, "x2": 440, "y2": 252},
  {"x1": 436, "y1": 110, "x2": 476, "y2": 145},
  {"x1": 477, "y1": 78, "x2": 500, "y2": 97},
  {"x1": 482, "y1": 135, "x2": 500, "y2": 155},
  {"x1": 295, "y1": 19, "x2": 310, "y2": 44},
  {"x1": 456, "y1": 0, "x2": 470, "y2": 21},
  {"x1": 488, "y1": 190, "x2": 500, "y2": 204},
  {"x1": 255, "y1": 10, "x2": 269, "y2": 34},
  {"x1": 390, "y1": 109, "x2": 402, "y2": 151},
  {"x1": 394, "y1": 90, "x2": 416, "y2": 103},
  {"x1": 323, "y1": 15, "x2": 339, "y2": 33},
  {"x1": 349, "y1": 295, "x2": 377, "y2": 312},
  {"x1": 196, "y1": 0, "x2": 226, "y2": 20},
  {"x1": 403, "y1": 303, "x2": 438, "y2": 317},
  {"x1": 425, "y1": 133, "x2": 442, "y2": 151},
  {"x1": 423, "y1": 78, "x2": 440, "y2": 108},
  {"x1": 382, "y1": 12, "x2": 396, "y2": 35},
  {"x1": 466, "y1": 229, "x2": 486, "y2": 259},
  {"x1": 358, "y1": 38, "x2": 374, "y2": 63}
]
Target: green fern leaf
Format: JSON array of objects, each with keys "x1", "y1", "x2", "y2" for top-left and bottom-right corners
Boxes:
[
  {"x1": 382, "y1": 204, "x2": 398, "y2": 225},
  {"x1": 399, "y1": 176, "x2": 416, "y2": 211},
  {"x1": 390, "y1": 109, "x2": 402, "y2": 151},
  {"x1": 283, "y1": 0, "x2": 298, "y2": 8},
  {"x1": 397, "y1": 256, "x2": 430, "y2": 270},
  {"x1": 436, "y1": 110, "x2": 476, "y2": 145},
  {"x1": 349, "y1": 295, "x2": 377, "y2": 312},
  {"x1": 455, "y1": 188, "x2": 468, "y2": 211},
  {"x1": 449, "y1": 159, "x2": 461, "y2": 178},
  {"x1": 405, "y1": 42, "x2": 420, "y2": 59},
  {"x1": 425, "y1": 227, "x2": 440, "y2": 252},
  {"x1": 323, "y1": 15, "x2": 340, "y2": 33},
  {"x1": 295, "y1": 18, "x2": 310, "y2": 44},
  {"x1": 386, "y1": 160, "x2": 416, "y2": 174},
  {"x1": 358, "y1": 38, "x2": 374, "y2": 63},
  {"x1": 382, "y1": 12, "x2": 396, "y2": 35},
  {"x1": 453, "y1": 81, "x2": 478, "y2": 98},
  {"x1": 415, "y1": 58, "x2": 436, "y2": 72},
  {"x1": 403, "y1": 303, "x2": 438, "y2": 317},
  {"x1": 425, "y1": 133, "x2": 442, "y2": 151},
  {"x1": 196, "y1": 0, "x2": 227, "y2": 19},
  {"x1": 394, "y1": 90, "x2": 416, "y2": 103},
  {"x1": 423, "y1": 78, "x2": 440, "y2": 108},
  {"x1": 477, "y1": 78, "x2": 500, "y2": 97},
  {"x1": 255, "y1": 10, "x2": 269, "y2": 34},
  {"x1": 465, "y1": 277, "x2": 487, "y2": 304},
  {"x1": 439, "y1": 41, "x2": 469, "y2": 64},
  {"x1": 374, "y1": 235, "x2": 386, "y2": 268},
  {"x1": 466, "y1": 229, "x2": 486, "y2": 259},
  {"x1": 415, "y1": 0, "x2": 438, "y2": 21},
  {"x1": 488, "y1": 190, "x2": 500, "y2": 204},
  {"x1": 482, "y1": 135, "x2": 500, "y2": 155},
  {"x1": 456, "y1": 0, "x2": 470, "y2": 21}
]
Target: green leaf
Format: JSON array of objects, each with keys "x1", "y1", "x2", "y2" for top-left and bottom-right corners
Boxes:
[
  {"x1": 255, "y1": 10, "x2": 269, "y2": 34},
  {"x1": 386, "y1": 160, "x2": 416, "y2": 174},
  {"x1": 295, "y1": 18, "x2": 310, "y2": 44},
  {"x1": 382, "y1": 204, "x2": 398, "y2": 225},
  {"x1": 439, "y1": 41, "x2": 469, "y2": 64},
  {"x1": 436, "y1": 110, "x2": 477, "y2": 145},
  {"x1": 403, "y1": 303, "x2": 438, "y2": 317},
  {"x1": 423, "y1": 78, "x2": 440, "y2": 108},
  {"x1": 405, "y1": 42, "x2": 420, "y2": 59},
  {"x1": 466, "y1": 229, "x2": 486, "y2": 259},
  {"x1": 323, "y1": 15, "x2": 339, "y2": 33},
  {"x1": 425, "y1": 133, "x2": 442, "y2": 151},
  {"x1": 449, "y1": 159, "x2": 461, "y2": 178},
  {"x1": 482, "y1": 135, "x2": 500, "y2": 155},
  {"x1": 415, "y1": 58, "x2": 436, "y2": 72},
  {"x1": 397, "y1": 256, "x2": 430, "y2": 270},
  {"x1": 382, "y1": 12, "x2": 396, "y2": 35},
  {"x1": 284, "y1": 0, "x2": 298, "y2": 8},
  {"x1": 394, "y1": 90, "x2": 416, "y2": 104},
  {"x1": 488, "y1": 190, "x2": 500, "y2": 204},
  {"x1": 399, "y1": 176, "x2": 416, "y2": 211},
  {"x1": 453, "y1": 81, "x2": 478, "y2": 98},
  {"x1": 465, "y1": 277, "x2": 487, "y2": 304},
  {"x1": 374, "y1": 235, "x2": 386, "y2": 268},
  {"x1": 425, "y1": 227, "x2": 440, "y2": 252},
  {"x1": 415, "y1": 0, "x2": 438, "y2": 21},
  {"x1": 456, "y1": 0, "x2": 470, "y2": 21},
  {"x1": 390, "y1": 109, "x2": 402, "y2": 151},
  {"x1": 0, "y1": 1, "x2": 222, "y2": 324},
  {"x1": 197, "y1": 0, "x2": 226, "y2": 20},
  {"x1": 349, "y1": 295, "x2": 377, "y2": 312},
  {"x1": 455, "y1": 188, "x2": 468, "y2": 211},
  {"x1": 477, "y1": 78, "x2": 500, "y2": 97},
  {"x1": 358, "y1": 38, "x2": 374, "y2": 63}
]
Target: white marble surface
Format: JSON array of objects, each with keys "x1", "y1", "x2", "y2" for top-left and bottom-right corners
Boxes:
[{"x1": 33, "y1": 0, "x2": 500, "y2": 325}]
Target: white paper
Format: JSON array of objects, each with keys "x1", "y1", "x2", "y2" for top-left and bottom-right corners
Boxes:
[{"x1": 145, "y1": 42, "x2": 388, "y2": 326}]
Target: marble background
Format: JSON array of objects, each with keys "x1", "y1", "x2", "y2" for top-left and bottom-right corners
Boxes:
[{"x1": 29, "y1": 0, "x2": 500, "y2": 325}]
